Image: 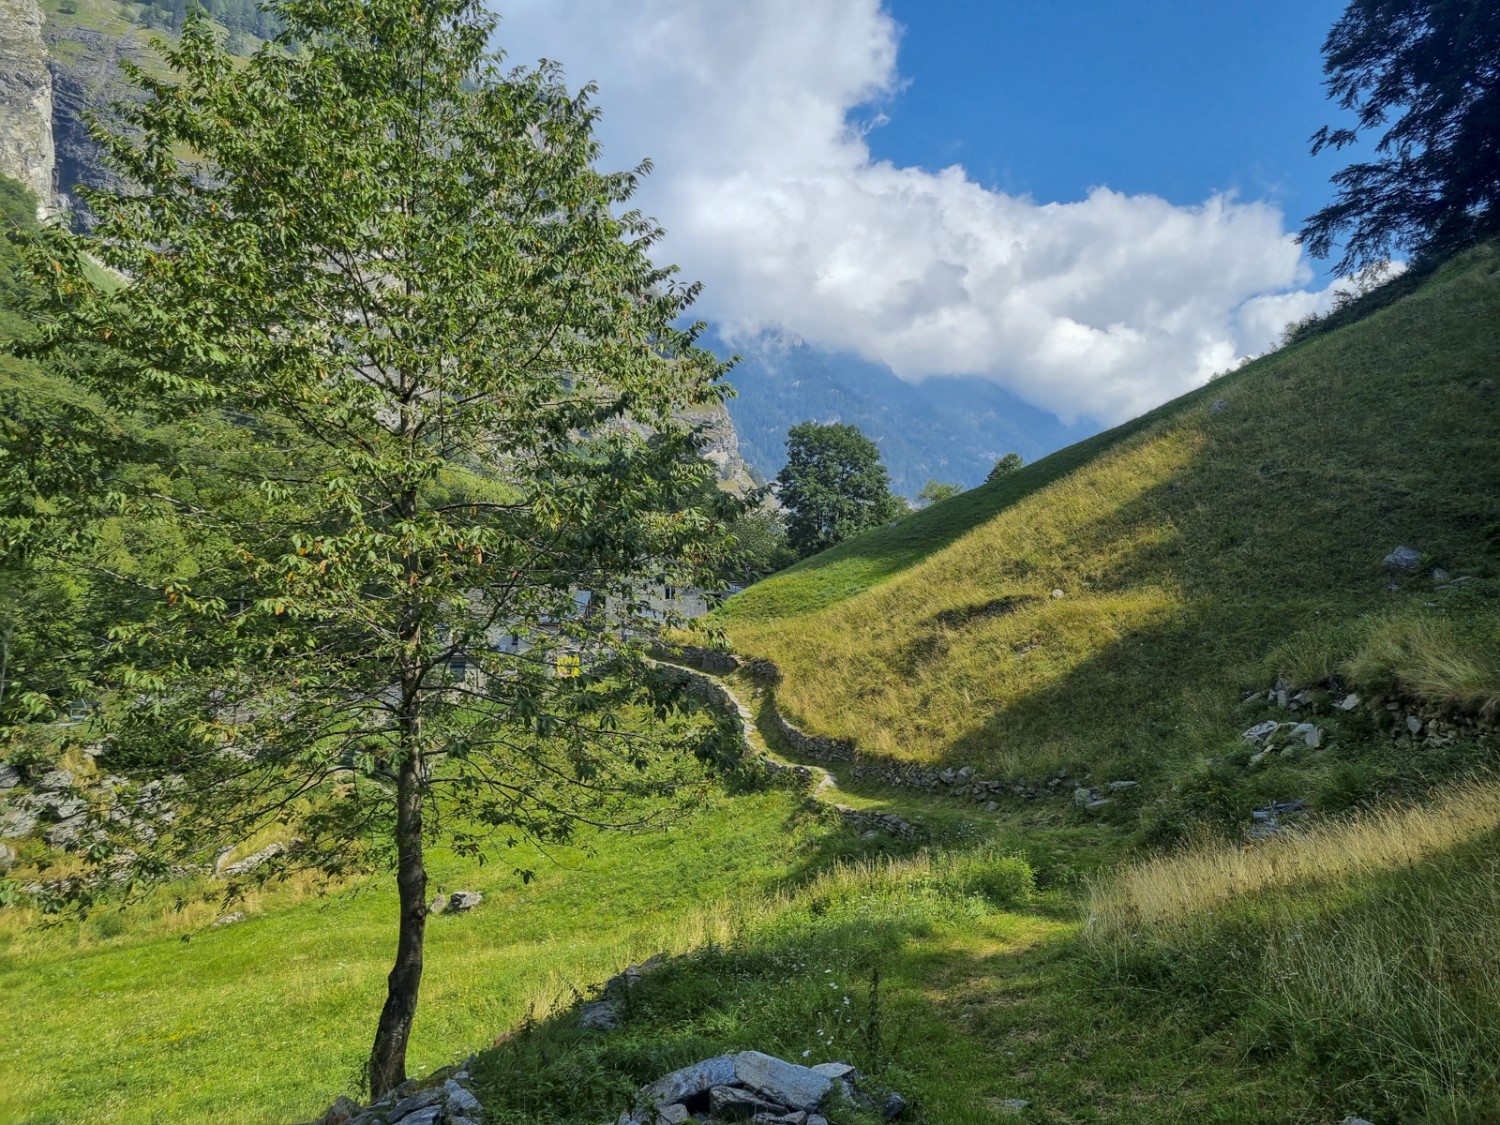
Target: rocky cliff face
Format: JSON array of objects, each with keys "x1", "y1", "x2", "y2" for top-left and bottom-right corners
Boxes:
[
  {"x1": 687, "y1": 399, "x2": 760, "y2": 495},
  {"x1": 0, "y1": 0, "x2": 55, "y2": 210},
  {"x1": 43, "y1": 25, "x2": 144, "y2": 225}
]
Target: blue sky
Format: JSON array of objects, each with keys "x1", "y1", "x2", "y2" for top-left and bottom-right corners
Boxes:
[
  {"x1": 496, "y1": 1, "x2": 1368, "y2": 425},
  {"x1": 873, "y1": 0, "x2": 1354, "y2": 279}
]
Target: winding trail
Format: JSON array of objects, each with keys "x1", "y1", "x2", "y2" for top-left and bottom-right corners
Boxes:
[{"x1": 653, "y1": 658, "x2": 927, "y2": 839}]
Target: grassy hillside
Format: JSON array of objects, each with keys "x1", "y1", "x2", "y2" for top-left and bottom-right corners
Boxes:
[{"x1": 720, "y1": 246, "x2": 1500, "y2": 815}]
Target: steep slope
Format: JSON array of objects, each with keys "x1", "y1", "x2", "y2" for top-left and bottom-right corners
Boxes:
[{"x1": 720, "y1": 245, "x2": 1500, "y2": 805}]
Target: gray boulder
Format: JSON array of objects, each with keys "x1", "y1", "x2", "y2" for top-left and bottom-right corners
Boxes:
[
  {"x1": 1382, "y1": 546, "x2": 1422, "y2": 572},
  {"x1": 0, "y1": 843, "x2": 13, "y2": 871},
  {"x1": 655, "y1": 1104, "x2": 692, "y2": 1125},
  {"x1": 709, "y1": 1086, "x2": 785, "y2": 1118},
  {"x1": 0, "y1": 763, "x2": 18, "y2": 790},
  {"x1": 1208, "y1": 398, "x2": 1228, "y2": 415},
  {"x1": 443, "y1": 1080, "x2": 481, "y2": 1116},
  {"x1": 447, "y1": 890, "x2": 483, "y2": 911},
  {"x1": 642, "y1": 1056, "x2": 738, "y2": 1107},
  {"x1": 578, "y1": 1000, "x2": 619, "y2": 1030},
  {"x1": 733, "y1": 1051, "x2": 832, "y2": 1111}
]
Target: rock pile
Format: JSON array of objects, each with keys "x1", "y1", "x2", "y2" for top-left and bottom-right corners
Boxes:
[
  {"x1": 317, "y1": 1060, "x2": 485, "y2": 1125},
  {"x1": 615, "y1": 1052, "x2": 906, "y2": 1125}
]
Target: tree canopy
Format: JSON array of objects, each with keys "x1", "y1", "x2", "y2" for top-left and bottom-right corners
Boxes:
[
  {"x1": 1301, "y1": 0, "x2": 1500, "y2": 274},
  {"x1": 9, "y1": 0, "x2": 737, "y2": 1094},
  {"x1": 987, "y1": 453, "x2": 1024, "y2": 482},
  {"x1": 917, "y1": 479, "x2": 963, "y2": 506},
  {"x1": 775, "y1": 422, "x2": 903, "y2": 557}
]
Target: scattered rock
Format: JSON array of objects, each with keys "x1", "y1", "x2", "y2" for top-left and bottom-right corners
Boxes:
[
  {"x1": 1382, "y1": 546, "x2": 1422, "y2": 572},
  {"x1": 1290, "y1": 722, "x2": 1323, "y2": 748},
  {"x1": 212, "y1": 911, "x2": 246, "y2": 927},
  {"x1": 389, "y1": 1086, "x2": 444, "y2": 1121},
  {"x1": 1340, "y1": 1118, "x2": 1376, "y2": 1125},
  {"x1": 319, "y1": 1095, "x2": 361, "y2": 1125},
  {"x1": 45, "y1": 810, "x2": 87, "y2": 848},
  {"x1": 35, "y1": 768, "x2": 73, "y2": 792},
  {"x1": 0, "y1": 763, "x2": 19, "y2": 790},
  {"x1": 1085, "y1": 798, "x2": 1112, "y2": 811},
  {"x1": 1049, "y1": 589, "x2": 1065, "y2": 599},
  {"x1": 1208, "y1": 398, "x2": 1228, "y2": 414},
  {"x1": 1242, "y1": 720, "x2": 1281, "y2": 744},
  {"x1": 0, "y1": 843, "x2": 12, "y2": 871},
  {"x1": 578, "y1": 1001, "x2": 619, "y2": 1031},
  {"x1": 810, "y1": 1063, "x2": 856, "y2": 1080},
  {"x1": 221, "y1": 841, "x2": 288, "y2": 878},
  {"x1": 0, "y1": 805, "x2": 38, "y2": 838},
  {"x1": 1406, "y1": 715, "x2": 1424, "y2": 736},
  {"x1": 443, "y1": 1080, "x2": 481, "y2": 1116},
  {"x1": 1072, "y1": 787, "x2": 1093, "y2": 807},
  {"x1": 1432, "y1": 567, "x2": 1450, "y2": 583},
  {"x1": 881, "y1": 1091, "x2": 908, "y2": 1119},
  {"x1": 994, "y1": 1099, "x2": 1030, "y2": 1113},
  {"x1": 1107, "y1": 780, "x2": 1138, "y2": 791},
  {"x1": 1338, "y1": 693, "x2": 1362, "y2": 711},
  {"x1": 447, "y1": 890, "x2": 483, "y2": 912}
]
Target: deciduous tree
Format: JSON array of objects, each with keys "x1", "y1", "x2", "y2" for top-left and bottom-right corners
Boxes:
[
  {"x1": 13, "y1": 0, "x2": 734, "y2": 1094},
  {"x1": 1301, "y1": 0, "x2": 1500, "y2": 274},
  {"x1": 775, "y1": 422, "x2": 903, "y2": 557}
]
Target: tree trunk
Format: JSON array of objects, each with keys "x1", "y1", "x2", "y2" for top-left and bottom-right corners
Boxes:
[{"x1": 369, "y1": 743, "x2": 427, "y2": 1097}]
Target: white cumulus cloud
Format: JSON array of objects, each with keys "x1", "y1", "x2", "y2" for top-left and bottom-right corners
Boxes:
[{"x1": 492, "y1": 0, "x2": 1342, "y2": 425}]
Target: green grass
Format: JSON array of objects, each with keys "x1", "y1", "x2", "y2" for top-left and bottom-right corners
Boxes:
[
  {"x1": 1085, "y1": 781, "x2": 1500, "y2": 1123},
  {"x1": 0, "y1": 788, "x2": 845, "y2": 1125},
  {"x1": 463, "y1": 847, "x2": 1337, "y2": 1125},
  {"x1": 718, "y1": 244, "x2": 1500, "y2": 800}
]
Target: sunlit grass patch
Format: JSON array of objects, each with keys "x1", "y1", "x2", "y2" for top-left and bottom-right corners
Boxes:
[{"x1": 1087, "y1": 778, "x2": 1500, "y2": 934}]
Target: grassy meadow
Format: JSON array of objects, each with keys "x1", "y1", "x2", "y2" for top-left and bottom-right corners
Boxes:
[
  {"x1": 8, "y1": 192, "x2": 1500, "y2": 1122},
  {"x1": 716, "y1": 245, "x2": 1500, "y2": 803}
]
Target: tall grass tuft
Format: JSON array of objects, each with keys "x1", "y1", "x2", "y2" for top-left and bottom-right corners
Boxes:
[
  {"x1": 1086, "y1": 781, "x2": 1500, "y2": 1121},
  {"x1": 1088, "y1": 779, "x2": 1500, "y2": 934},
  {"x1": 1343, "y1": 613, "x2": 1500, "y2": 717}
]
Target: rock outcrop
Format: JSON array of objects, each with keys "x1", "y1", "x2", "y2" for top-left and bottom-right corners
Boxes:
[{"x1": 0, "y1": 0, "x2": 55, "y2": 208}]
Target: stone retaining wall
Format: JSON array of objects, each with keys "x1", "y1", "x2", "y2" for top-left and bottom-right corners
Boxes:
[{"x1": 656, "y1": 660, "x2": 921, "y2": 840}]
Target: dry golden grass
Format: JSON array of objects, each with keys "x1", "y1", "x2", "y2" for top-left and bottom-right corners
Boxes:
[{"x1": 1088, "y1": 778, "x2": 1500, "y2": 935}]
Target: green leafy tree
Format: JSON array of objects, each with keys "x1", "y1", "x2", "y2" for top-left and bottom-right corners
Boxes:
[
  {"x1": 917, "y1": 479, "x2": 962, "y2": 506},
  {"x1": 775, "y1": 422, "x2": 903, "y2": 557},
  {"x1": 987, "y1": 452, "x2": 1024, "y2": 481},
  {"x1": 14, "y1": 0, "x2": 735, "y2": 1094},
  {"x1": 1301, "y1": 0, "x2": 1500, "y2": 274},
  {"x1": 719, "y1": 503, "x2": 796, "y2": 585}
]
